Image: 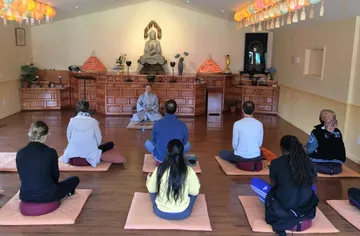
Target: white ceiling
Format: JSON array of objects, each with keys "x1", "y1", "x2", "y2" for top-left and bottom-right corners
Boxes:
[{"x1": 38, "y1": 0, "x2": 360, "y2": 27}]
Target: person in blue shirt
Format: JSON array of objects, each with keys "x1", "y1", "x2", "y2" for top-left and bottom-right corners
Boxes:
[
  {"x1": 306, "y1": 110, "x2": 346, "y2": 164},
  {"x1": 145, "y1": 99, "x2": 190, "y2": 163}
]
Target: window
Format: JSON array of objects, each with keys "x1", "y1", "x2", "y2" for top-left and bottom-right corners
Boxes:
[{"x1": 304, "y1": 47, "x2": 325, "y2": 80}]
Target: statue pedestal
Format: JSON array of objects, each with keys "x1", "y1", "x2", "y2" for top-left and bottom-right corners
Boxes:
[{"x1": 139, "y1": 63, "x2": 166, "y2": 75}]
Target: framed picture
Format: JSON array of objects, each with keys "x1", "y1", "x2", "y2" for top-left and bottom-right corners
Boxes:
[{"x1": 15, "y1": 28, "x2": 26, "y2": 46}]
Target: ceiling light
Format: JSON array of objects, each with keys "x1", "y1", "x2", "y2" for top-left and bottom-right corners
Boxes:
[
  {"x1": 185, "y1": 0, "x2": 190, "y2": 3},
  {"x1": 221, "y1": 10, "x2": 225, "y2": 13},
  {"x1": 74, "y1": 6, "x2": 80, "y2": 10}
]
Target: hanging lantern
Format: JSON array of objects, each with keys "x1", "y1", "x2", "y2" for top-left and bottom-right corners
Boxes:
[
  {"x1": 309, "y1": 4, "x2": 314, "y2": 18},
  {"x1": 287, "y1": 12, "x2": 292, "y2": 24},
  {"x1": 281, "y1": 15, "x2": 285, "y2": 26},
  {"x1": 292, "y1": 10, "x2": 299, "y2": 23},
  {"x1": 275, "y1": 17, "x2": 280, "y2": 28},
  {"x1": 289, "y1": 0, "x2": 296, "y2": 10},
  {"x1": 0, "y1": 0, "x2": 3, "y2": 9},
  {"x1": 300, "y1": 7, "x2": 306, "y2": 20},
  {"x1": 308, "y1": 0, "x2": 321, "y2": 4},
  {"x1": 3, "y1": 0, "x2": 14, "y2": 9},
  {"x1": 319, "y1": 0, "x2": 324, "y2": 16}
]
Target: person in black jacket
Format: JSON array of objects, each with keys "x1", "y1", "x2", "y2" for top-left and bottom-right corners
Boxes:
[
  {"x1": 16, "y1": 121, "x2": 80, "y2": 203},
  {"x1": 251, "y1": 135, "x2": 318, "y2": 236}
]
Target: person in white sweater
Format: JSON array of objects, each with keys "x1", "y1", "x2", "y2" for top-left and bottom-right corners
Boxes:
[{"x1": 219, "y1": 101, "x2": 263, "y2": 163}]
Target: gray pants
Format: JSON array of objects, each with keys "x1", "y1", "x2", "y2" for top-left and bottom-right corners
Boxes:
[{"x1": 219, "y1": 150, "x2": 262, "y2": 163}]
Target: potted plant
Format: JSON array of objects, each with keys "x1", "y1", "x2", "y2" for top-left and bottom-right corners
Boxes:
[
  {"x1": 20, "y1": 64, "x2": 39, "y2": 88},
  {"x1": 174, "y1": 52, "x2": 189, "y2": 76},
  {"x1": 230, "y1": 101, "x2": 239, "y2": 113}
]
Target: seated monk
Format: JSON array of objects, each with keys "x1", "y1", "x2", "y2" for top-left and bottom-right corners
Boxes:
[
  {"x1": 131, "y1": 84, "x2": 162, "y2": 123},
  {"x1": 251, "y1": 136, "x2": 318, "y2": 235},
  {"x1": 147, "y1": 139, "x2": 200, "y2": 220},
  {"x1": 62, "y1": 100, "x2": 117, "y2": 167},
  {"x1": 16, "y1": 121, "x2": 80, "y2": 204},
  {"x1": 139, "y1": 30, "x2": 166, "y2": 65},
  {"x1": 145, "y1": 99, "x2": 190, "y2": 163},
  {"x1": 306, "y1": 110, "x2": 346, "y2": 173},
  {"x1": 219, "y1": 101, "x2": 263, "y2": 163}
]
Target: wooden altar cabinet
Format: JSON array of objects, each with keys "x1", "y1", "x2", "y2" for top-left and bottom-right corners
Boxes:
[
  {"x1": 69, "y1": 73, "x2": 207, "y2": 116},
  {"x1": 196, "y1": 74, "x2": 234, "y2": 114}
]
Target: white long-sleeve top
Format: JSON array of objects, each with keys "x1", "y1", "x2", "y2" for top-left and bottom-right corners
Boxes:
[
  {"x1": 232, "y1": 117, "x2": 263, "y2": 158},
  {"x1": 62, "y1": 113, "x2": 102, "y2": 167}
]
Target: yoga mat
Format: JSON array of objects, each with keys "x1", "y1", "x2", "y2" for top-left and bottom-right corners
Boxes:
[
  {"x1": 124, "y1": 192, "x2": 212, "y2": 231},
  {"x1": 239, "y1": 196, "x2": 339, "y2": 233},
  {"x1": 327, "y1": 200, "x2": 360, "y2": 230},
  {"x1": 58, "y1": 157, "x2": 111, "y2": 172},
  {"x1": 0, "y1": 152, "x2": 17, "y2": 172},
  {"x1": 143, "y1": 154, "x2": 202, "y2": 173},
  {"x1": 127, "y1": 121, "x2": 154, "y2": 130},
  {"x1": 317, "y1": 165, "x2": 360, "y2": 178},
  {"x1": 0, "y1": 189, "x2": 91, "y2": 225},
  {"x1": 215, "y1": 156, "x2": 270, "y2": 176}
]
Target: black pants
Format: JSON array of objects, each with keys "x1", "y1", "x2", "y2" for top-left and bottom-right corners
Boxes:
[
  {"x1": 98, "y1": 142, "x2": 114, "y2": 153},
  {"x1": 56, "y1": 176, "x2": 80, "y2": 201},
  {"x1": 219, "y1": 150, "x2": 262, "y2": 163}
]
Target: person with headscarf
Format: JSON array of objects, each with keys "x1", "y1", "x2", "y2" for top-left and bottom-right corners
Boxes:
[{"x1": 306, "y1": 109, "x2": 346, "y2": 174}]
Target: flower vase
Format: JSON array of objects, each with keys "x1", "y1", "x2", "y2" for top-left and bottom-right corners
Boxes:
[{"x1": 178, "y1": 60, "x2": 184, "y2": 76}]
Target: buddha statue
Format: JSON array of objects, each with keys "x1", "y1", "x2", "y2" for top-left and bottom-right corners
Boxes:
[{"x1": 139, "y1": 30, "x2": 166, "y2": 65}]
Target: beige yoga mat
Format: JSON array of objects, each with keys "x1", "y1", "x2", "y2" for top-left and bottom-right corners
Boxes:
[
  {"x1": 124, "y1": 192, "x2": 212, "y2": 231},
  {"x1": 58, "y1": 157, "x2": 111, "y2": 172},
  {"x1": 143, "y1": 154, "x2": 202, "y2": 173},
  {"x1": 327, "y1": 200, "x2": 360, "y2": 230},
  {"x1": 127, "y1": 121, "x2": 154, "y2": 130},
  {"x1": 0, "y1": 189, "x2": 91, "y2": 225},
  {"x1": 239, "y1": 196, "x2": 339, "y2": 233},
  {"x1": 317, "y1": 165, "x2": 360, "y2": 178},
  {"x1": 215, "y1": 156, "x2": 270, "y2": 176},
  {"x1": 0, "y1": 152, "x2": 17, "y2": 172}
]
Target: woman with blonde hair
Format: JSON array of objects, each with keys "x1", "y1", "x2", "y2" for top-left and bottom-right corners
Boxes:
[
  {"x1": 306, "y1": 109, "x2": 346, "y2": 174},
  {"x1": 16, "y1": 121, "x2": 80, "y2": 203}
]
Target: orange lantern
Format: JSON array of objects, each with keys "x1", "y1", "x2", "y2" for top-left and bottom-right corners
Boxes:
[
  {"x1": 27, "y1": 0, "x2": 35, "y2": 11},
  {"x1": 0, "y1": 0, "x2": 3, "y2": 9}
]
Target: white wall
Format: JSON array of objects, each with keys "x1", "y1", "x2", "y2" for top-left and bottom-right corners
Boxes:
[
  {"x1": 0, "y1": 25, "x2": 32, "y2": 119},
  {"x1": 31, "y1": 0, "x2": 250, "y2": 74}
]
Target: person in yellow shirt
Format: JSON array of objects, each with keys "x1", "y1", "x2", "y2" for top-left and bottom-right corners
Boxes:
[{"x1": 146, "y1": 139, "x2": 200, "y2": 220}]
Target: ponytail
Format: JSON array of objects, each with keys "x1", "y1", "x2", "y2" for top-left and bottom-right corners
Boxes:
[{"x1": 280, "y1": 135, "x2": 316, "y2": 187}]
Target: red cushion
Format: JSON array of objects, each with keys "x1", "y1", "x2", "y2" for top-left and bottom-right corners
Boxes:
[
  {"x1": 291, "y1": 220, "x2": 312, "y2": 232},
  {"x1": 236, "y1": 161, "x2": 263, "y2": 171},
  {"x1": 20, "y1": 201, "x2": 60, "y2": 216},
  {"x1": 69, "y1": 157, "x2": 90, "y2": 166}
]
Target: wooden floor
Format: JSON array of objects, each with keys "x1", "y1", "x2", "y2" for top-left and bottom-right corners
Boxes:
[{"x1": 0, "y1": 111, "x2": 359, "y2": 236}]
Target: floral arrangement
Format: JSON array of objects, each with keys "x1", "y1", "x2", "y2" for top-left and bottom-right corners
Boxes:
[
  {"x1": 116, "y1": 54, "x2": 127, "y2": 66},
  {"x1": 175, "y1": 52, "x2": 189, "y2": 62},
  {"x1": 264, "y1": 67, "x2": 276, "y2": 80}
]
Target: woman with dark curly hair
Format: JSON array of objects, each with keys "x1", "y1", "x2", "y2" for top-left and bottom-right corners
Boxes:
[{"x1": 251, "y1": 135, "x2": 318, "y2": 235}]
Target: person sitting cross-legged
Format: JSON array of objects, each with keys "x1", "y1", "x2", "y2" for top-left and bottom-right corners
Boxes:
[
  {"x1": 219, "y1": 101, "x2": 263, "y2": 163},
  {"x1": 306, "y1": 109, "x2": 346, "y2": 174},
  {"x1": 146, "y1": 139, "x2": 200, "y2": 220},
  {"x1": 251, "y1": 135, "x2": 318, "y2": 236},
  {"x1": 145, "y1": 99, "x2": 190, "y2": 164}
]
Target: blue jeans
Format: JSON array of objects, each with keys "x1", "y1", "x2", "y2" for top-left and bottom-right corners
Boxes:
[
  {"x1": 149, "y1": 193, "x2": 197, "y2": 220},
  {"x1": 145, "y1": 140, "x2": 191, "y2": 162},
  {"x1": 250, "y1": 178, "x2": 317, "y2": 203}
]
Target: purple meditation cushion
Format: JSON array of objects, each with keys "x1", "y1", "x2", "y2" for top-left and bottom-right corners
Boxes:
[
  {"x1": 69, "y1": 157, "x2": 90, "y2": 166},
  {"x1": 291, "y1": 220, "x2": 312, "y2": 232},
  {"x1": 20, "y1": 201, "x2": 60, "y2": 216},
  {"x1": 236, "y1": 161, "x2": 263, "y2": 172}
]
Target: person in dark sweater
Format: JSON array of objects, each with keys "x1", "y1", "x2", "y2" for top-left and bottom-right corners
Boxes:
[
  {"x1": 16, "y1": 121, "x2": 80, "y2": 203},
  {"x1": 145, "y1": 99, "x2": 190, "y2": 163},
  {"x1": 251, "y1": 135, "x2": 318, "y2": 235},
  {"x1": 306, "y1": 110, "x2": 346, "y2": 174}
]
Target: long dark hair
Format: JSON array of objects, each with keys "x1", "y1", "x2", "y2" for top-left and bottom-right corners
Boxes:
[
  {"x1": 156, "y1": 139, "x2": 188, "y2": 203},
  {"x1": 280, "y1": 135, "x2": 316, "y2": 187}
]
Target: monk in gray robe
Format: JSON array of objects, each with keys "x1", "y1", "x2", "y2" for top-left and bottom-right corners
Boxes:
[{"x1": 131, "y1": 84, "x2": 162, "y2": 122}]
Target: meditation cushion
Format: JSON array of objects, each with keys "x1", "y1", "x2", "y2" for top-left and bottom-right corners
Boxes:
[
  {"x1": 236, "y1": 161, "x2": 263, "y2": 172},
  {"x1": 20, "y1": 201, "x2": 60, "y2": 216},
  {"x1": 69, "y1": 157, "x2": 90, "y2": 166},
  {"x1": 291, "y1": 220, "x2": 312, "y2": 232},
  {"x1": 156, "y1": 161, "x2": 161, "y2": 167},
  {"x1": 260, "y1": 147, "x2": 277, "y2": 162},
  {"x1": 186, "y1": 154, "x2": 198, "y2": 167},
  {"x1": 348, "y1": 188, "x2": 360, "y2": 210},
  {"x1": 315, "y1": 163, "x2": 342, "y2": 175}
]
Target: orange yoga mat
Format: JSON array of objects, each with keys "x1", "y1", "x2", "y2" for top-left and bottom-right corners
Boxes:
[
  {"x1": 215, "y1": 156, "x2": 270, "y2": 176},
  {"x1": 124, "y1": 192, "x2": 212, "y2": 231},
  {"x1": 0, "y1": 152, "x2": 17, "y2": 172},
  {"x1": 239, "y1": 196, "x2": 339, "y2": 234},
  {"x1": 0, "y1": 189, "x2": 91, "y2": 225},
  {"x1": 127, "y1": 121, "x2": 154, "y2": 130},
  {"x1": 327, "y1": 200, "x2": 360, "y2": 230},
  {"x1": 143, "y1": 154, "x2": 202, "y2": 173}
]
